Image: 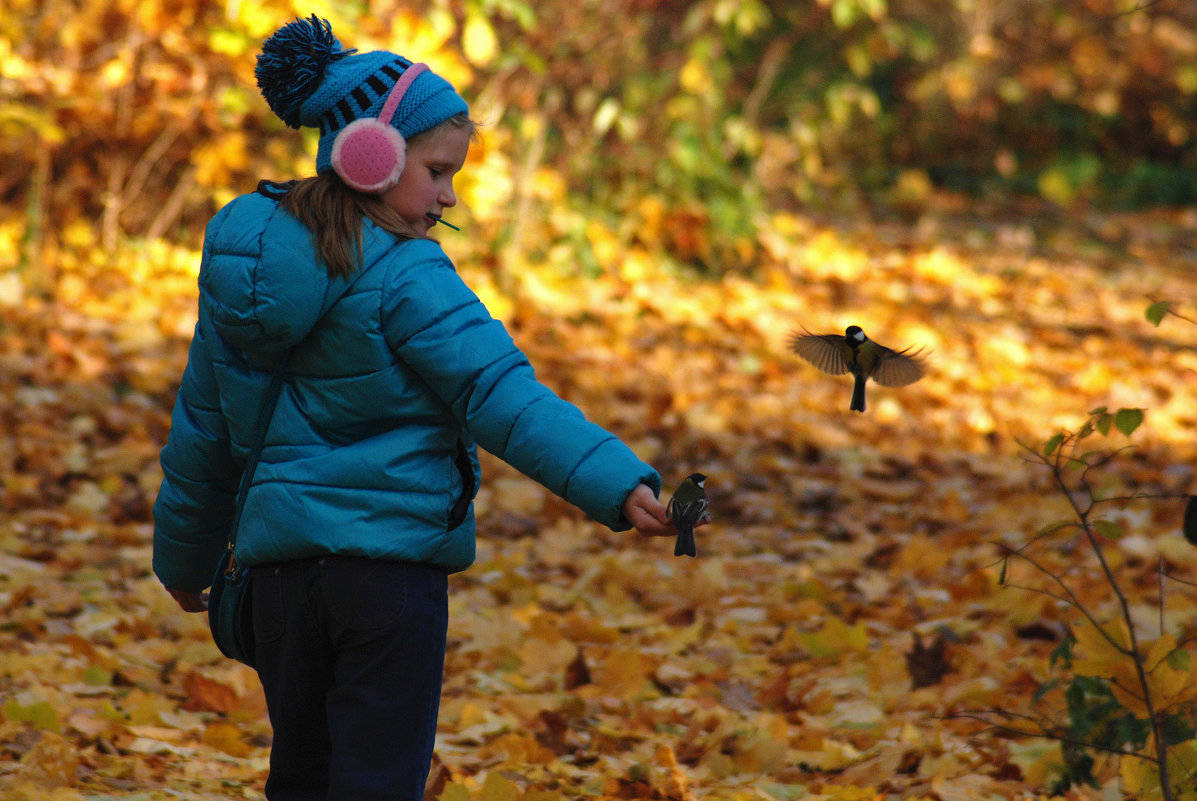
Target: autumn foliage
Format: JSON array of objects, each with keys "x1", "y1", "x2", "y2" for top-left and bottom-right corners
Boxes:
[{"x1": 3, "y1": 1, "x2": 1197, "y2": 800}]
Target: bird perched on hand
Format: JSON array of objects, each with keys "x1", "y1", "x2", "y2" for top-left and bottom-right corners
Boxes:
[
  {"x1": 789, "y1": 325, "x2": 927, "y2": 412},
  {"x1": 668, "y1": 473, "x2": 708, "y2": 558}
]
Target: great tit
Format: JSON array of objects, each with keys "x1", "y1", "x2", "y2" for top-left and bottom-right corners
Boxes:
[
  {"x1": 668, "y1": 473, "x2": 709, "y2": 558},
  {"x1": 789, "y1": 325, "x2": 927, "y2": 412}
]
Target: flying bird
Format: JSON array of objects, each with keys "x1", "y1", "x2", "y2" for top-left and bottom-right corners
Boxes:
[{"x1": 789, "y1": 325, "x2": 927, "y2": 412}]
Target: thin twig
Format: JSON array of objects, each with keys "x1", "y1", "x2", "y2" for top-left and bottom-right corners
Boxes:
[
  {"x1": 946, "y1": 713, "x2": 1161, "y2": 762},
  {"x1": 1161, "y1": 573, "x2": 1197, "y2": 590},
  {"x1": 1044, "y1": 440, "x2": 1174, "y2": 798},
  {"x1": 999, "y1": 541, "x2": 1131, "y2": 655},
  {"x1": 985, "y1": 519, "x2": 1079, "y2": 568},
  {"x1": 1159, "y1": 555, "x2": 1166, "y2": 638}
]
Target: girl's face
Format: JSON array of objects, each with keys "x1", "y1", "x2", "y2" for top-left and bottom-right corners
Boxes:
[{"x1": 382, "y1": 124, "x2": 471, "y2": 237}]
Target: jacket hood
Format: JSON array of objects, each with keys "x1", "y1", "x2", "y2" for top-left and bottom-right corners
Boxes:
[{"x1": 198, "y1": 190, "x2": 394, "y2": 355}]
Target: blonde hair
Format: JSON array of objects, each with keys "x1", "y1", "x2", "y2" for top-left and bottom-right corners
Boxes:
[{"x1": 280, "y1": 113, "x2": 477, "y2": 280}]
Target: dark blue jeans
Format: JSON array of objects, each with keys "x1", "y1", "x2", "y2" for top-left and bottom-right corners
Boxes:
[{"x1": 251, "y1": 556, "x2": 449, "y2": 801}]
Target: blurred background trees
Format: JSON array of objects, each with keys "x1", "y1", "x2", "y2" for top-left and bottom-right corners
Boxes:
[{"x1": 3, "y1": 0, "x2": 1195, "y2": 280}]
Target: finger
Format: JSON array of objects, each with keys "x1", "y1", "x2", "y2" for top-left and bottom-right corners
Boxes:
[
  {"x1": 648, "y1": 503, "x2": 672, "y2": 526},
  {"x1": 632, "y1": 511, "x2": 676, "y2": 538},
  {"x1": 633, "y1": 496, "x2": 672, "y2": 526}
]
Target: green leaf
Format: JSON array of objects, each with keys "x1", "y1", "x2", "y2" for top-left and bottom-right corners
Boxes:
[
  {"x1": 1045, "y1": 433, "x2": 1065, "y2": 457},
  {"x1": 1166, "y1": 647, "x2": 1190, "y2": 672},
  {"x1": 998, "y1": 557, "x2": 1008, "y2": 586},
  {"x1": 831, "y1": 0, "x2": 862, "y2": 29},
  {"x1": 4, "y1": 699, "x2": 61, "y2": 732},
  {"x1": 1038, "y1": 519, "x2": 1077, "y2": 537},
  {"x1": 1145, "y1": 301, "x2": 1170, "y2": 326},
  {"x1": 1160, "y1": 711, "x2": 1195, "y2": 746},
  {"x1": 82, "y1": 665, "x2": 113, "y2": 686},
  {"x1": 1114, "y1": 408, "x2": 1144, "y2": 437},
  {"x1": 1094, "y1": 413, "x2": 1112, "y2": 436},
  {"x1": 1033, "y1": 676, "x2": 1060, "y2": 703},
  {"x1": 1049, "y1": 635, "x2": 1074, "y2": 668},
  {"x1": 1092, "y1": 519, "x2": 1123, "y2": 540},
  {"x1": 1076, "y1": 420, "x2": 1094, "y2": 440},
  {"x1": 1088, "y1": 406, "x2": 1109, "y2": 416}
]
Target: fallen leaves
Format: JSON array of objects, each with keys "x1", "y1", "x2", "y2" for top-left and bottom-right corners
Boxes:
[{"x1": 1, "y1": 202, "x2": 1197, "y2": 799}]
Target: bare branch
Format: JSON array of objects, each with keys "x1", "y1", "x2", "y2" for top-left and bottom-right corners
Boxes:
[{"x1": 944, "y1": 712, "x2": 1161, "y2": 762}]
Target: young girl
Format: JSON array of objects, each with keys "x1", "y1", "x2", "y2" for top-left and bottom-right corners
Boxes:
[{"x1": 152, "y1": 15, "x2": 682, "y2": 801}]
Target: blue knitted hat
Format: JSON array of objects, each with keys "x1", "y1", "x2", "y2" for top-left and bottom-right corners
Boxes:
[{"x1": 256, "y1": 15, "x2": 469, "y2": 175}]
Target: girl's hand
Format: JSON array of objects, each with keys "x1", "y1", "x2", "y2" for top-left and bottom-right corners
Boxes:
[
  {"x1": 167, "y1": 588, "x2": 208, "y2": 613},
  {"x1": 622, "y1": 483, "x2": 678, "y2": 538}
]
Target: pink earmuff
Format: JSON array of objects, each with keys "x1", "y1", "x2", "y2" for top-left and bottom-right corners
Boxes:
[{"x1": 331, "y1": 63, "x2": 429, "y2": 193}]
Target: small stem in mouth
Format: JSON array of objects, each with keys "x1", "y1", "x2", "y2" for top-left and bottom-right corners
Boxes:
[{"x1": 426, "y1": 213, "x2": 460, "y2": 231}]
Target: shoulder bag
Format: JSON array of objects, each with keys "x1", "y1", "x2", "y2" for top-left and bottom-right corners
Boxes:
[{"x1": 208, "y1": 350, "x2": 292, "y2": 668}]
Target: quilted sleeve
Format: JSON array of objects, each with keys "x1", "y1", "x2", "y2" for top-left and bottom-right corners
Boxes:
[
  {"x1": 152, "y1": 319, "x2": 241, "y2": 591},
  {"x1": 380, "y1": 241, "x2": 660, "y2": 530}
]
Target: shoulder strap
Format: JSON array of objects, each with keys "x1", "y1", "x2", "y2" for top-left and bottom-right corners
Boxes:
[{"x1": 227, "y1": 348, "x2": 294, "y2": 549}]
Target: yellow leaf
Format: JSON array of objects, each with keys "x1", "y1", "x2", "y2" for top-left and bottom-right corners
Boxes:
[
  {"x1": 98, "y1": 57, "x2": 131, "y2": 90},
  {"x1": 391, "y1": 9, "x2": 453, "y2": 55},
  {"x1": 1143, "y1": 636, "x2": 1197, "y2": 710},
  {"x1": 790, "y1": 738, "x2": 863, "y2": 771},
  {"x1": 202, "y1": 721, "x2": 254, "y2": 758},
  {"x1": 523, "y1": 792, "x2": 562, "y2": 801},
  {"x1": 826, "y1": 786, "x2": 880, "y2": 801},
  {"x1": 462, "y1": 14, "x2": 498, "y2": 67},
  {"x1": 680, "y1": 56, "x2": 713, "y2": 95},
  {"x1": 1144, "y1": 632, "x2": 1177, "y2": 672},
  {"x1": 1070, "y1": 624, "x2": 1197, "y2": 716},
  {"x1": 193, "y1": 132, "x2": 250, "y2": 188},
  {"x1": 20, "y1": 731, "x2": 81, "y2": 787},
  {"x1": 123, "y1": 688, "x2": 173, "y2": 727},
  {"x1": 1069, "y1": 618, "x2": 1131, "y2": 679},
  {"x1": 516, "y1": 636, "x2": 574, "y2": 679},
  {"x1": 1008, "y1": 740, "x2": 1064, "y2": 788},
  {"x1": 438, "y1": 782, "x2": 471, "y2": 801},
  {"x1": 596, "y1": 649, "x2": 654, "y2": 699},
  {"x1": 478, "y1": 732, "x2": 556, "y2": 766},
  {"x1": 478, "y1": 771, "x2": 522, "y2": 801},
  {"x1": 1121, "y1": 751, "x2": 1159, "y2": 800},
  {"x1": 798, "y1": 616, "x2": 869, "y2": 658}
]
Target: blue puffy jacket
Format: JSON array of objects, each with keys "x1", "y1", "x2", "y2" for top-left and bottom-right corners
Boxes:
[{"x1": 152, "y1": 186, "x2": 661, "y2": 591}]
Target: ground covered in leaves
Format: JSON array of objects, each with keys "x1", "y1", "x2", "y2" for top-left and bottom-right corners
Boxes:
[{"x1": 1, "y1": 202, "x2": 1196, "y2": 800}]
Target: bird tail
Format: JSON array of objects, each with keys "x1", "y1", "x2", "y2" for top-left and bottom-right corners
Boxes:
[
  {"x1": 850, "y1": 375, "x2": 866, "y2": 412},
  {"x1": 674, "y1": 528, "x2": 697, "y2": 557}
]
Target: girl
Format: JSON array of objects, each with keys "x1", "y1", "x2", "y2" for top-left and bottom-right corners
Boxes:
[{"x1": 153, "y1": 15, "x2": 682, "y2": 801}]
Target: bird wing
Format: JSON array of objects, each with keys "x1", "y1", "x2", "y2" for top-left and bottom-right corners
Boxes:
[
  {"x1": 667, "y1": 495, "x2": 709, "y2": 528},
  {"x1": 788, "y1": 330, "x2": 851, "y2": 375},
  {"x1": 869, "y1": 345, "x2": 928, "y2": 387}
]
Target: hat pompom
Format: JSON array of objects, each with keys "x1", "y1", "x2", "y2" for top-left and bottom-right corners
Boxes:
[{"x1": 256, "y1": 14, "x2": 356, "y2": 129}]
